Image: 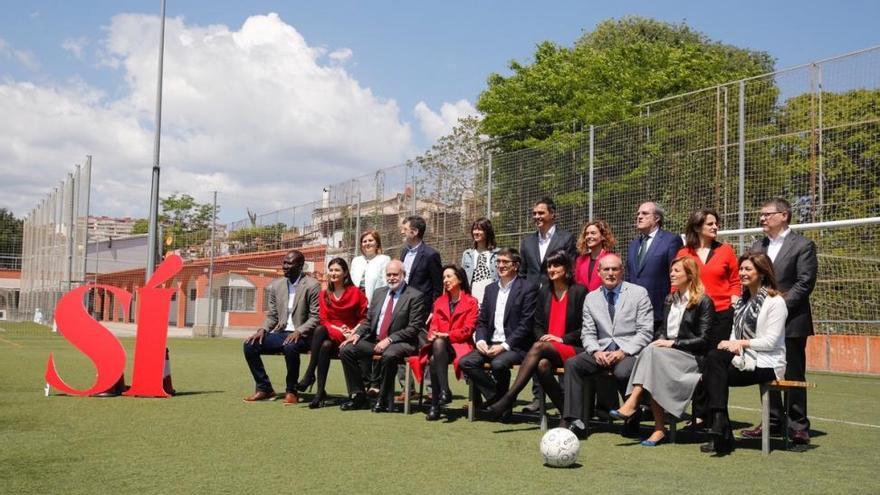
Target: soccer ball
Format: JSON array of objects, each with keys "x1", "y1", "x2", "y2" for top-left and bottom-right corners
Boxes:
[{"x1": 540, "y1": 428, "x2": 580, "y2": 467}]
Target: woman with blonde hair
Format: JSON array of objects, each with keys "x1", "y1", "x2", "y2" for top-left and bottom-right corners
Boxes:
[
  {"x1": 611, "y1": 256, "x2": 715, "y2": 446},
  {"x1": 574, "y1": 220, "x2": 616, "y2": 291}
]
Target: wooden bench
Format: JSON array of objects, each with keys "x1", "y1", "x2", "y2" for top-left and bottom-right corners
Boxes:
[{"x1": 759, "y1": 379, "x2": 816, "y2": 455}]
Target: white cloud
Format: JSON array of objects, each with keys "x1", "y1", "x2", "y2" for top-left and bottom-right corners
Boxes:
[
  {"x1": 328, "y1": 47, "x2": 353, "y2": 63},
  {"x1": 0, "y1": 13, "x2": 414, "y2": 223},
  {"x1": 61, "y1": 37, "x2": 89, "y2": 59},
  {"x1": 413, "y1": 99, "x2": 480, "y2": 143},
  {"x1": 0, "y1": 37, "x2": 40, "y2": 71}
]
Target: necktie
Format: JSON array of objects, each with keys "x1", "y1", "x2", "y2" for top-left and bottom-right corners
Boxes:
[
  {"x1": 606, "y1": 290, "x2": 616, "y2": 322},
  {"x1": 636, "y1": 233, "x2": 649, "y2": 267},
  {"x1": 378, "y1": 292, "x2": 395, "y2": 340}
]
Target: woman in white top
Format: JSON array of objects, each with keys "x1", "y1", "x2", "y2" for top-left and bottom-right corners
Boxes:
[
  {"x1": 701, "y1": 252, "x2": 787, "y2": 455},
  {"x1": 460, "y1": 217, "x2": 499, "y2": 303},
  {"x1": 611, "y1": 256, "x2": 715, "y2": 446},
  {"x1": 349, "y1": 229, "x2": 390, "y2": 305}
]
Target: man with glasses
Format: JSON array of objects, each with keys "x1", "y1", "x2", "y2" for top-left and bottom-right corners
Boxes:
[
  {"x1": 560, "y1": 254, "x2": 654, "y2": 439},
  {"x1": 460, "y1": 248, "x2": 537, "y2": 421},
  {"x1": 742, "y1": 197, "x2": 817, "y2": 445},
  {"x1": 625, "y1": 201, "x2": 683, "y2": 331}
]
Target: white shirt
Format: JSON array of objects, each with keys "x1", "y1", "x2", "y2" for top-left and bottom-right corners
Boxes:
[
  {"x1": 665, "y1": 290, "x2": 689, "y2": 339},
  {"x1": 766, "y1": 227, "x2": 791, "y2": 262},
  {"x1": 490, "y1": 278, "x2": 515, "y2": 350},
  {"x1": 350, "y1": 254, "x2": 390, "y2": 304},
  {"x1": 537, "y1": 224, "x2": 557, "y2": 261},
  {"x1": 284, "y1": 275, "x2": 302, "y2": 331},
  {"x1": 375, "y1": 285, "x2": 404, "y2": 340},
  {"x1": 403, "y1": 242, "x2": 421, "y2": 283}
]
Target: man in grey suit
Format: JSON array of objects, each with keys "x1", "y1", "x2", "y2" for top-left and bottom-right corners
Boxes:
[
  {"x1": 243, "y1": 250, "x2": 321, "y2": 405},
  {"x1": 560, "y1": 254, "x2": 654, "y2": 438},
  {"x1": 338, "y1": 260, "x2": 427, "y2": 413},
  {"x1": 742, "y1": 197, "x2": 817, "y2": 445}
]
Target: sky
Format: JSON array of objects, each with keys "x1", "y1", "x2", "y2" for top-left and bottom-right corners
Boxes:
[{"x1": 1, "y1": 0, "x2": 877, "y2": 224}]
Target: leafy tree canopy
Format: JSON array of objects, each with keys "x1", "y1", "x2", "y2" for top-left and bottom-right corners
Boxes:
[
  {"x1": 477, "y1": 16, "x2": 775, "y2": 149},
  {"x1": 0, "y1": 208, "x2": 23, "y2": 269}
]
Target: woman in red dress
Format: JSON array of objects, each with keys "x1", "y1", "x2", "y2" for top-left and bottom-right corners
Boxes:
[
  {"x1": 574, "y1": 220, "x2": 616, "y2": 291},
  {"x1": 410, "y1": 264, "x2": 479, "y2": 421},
  {"x1": 297, "y1": 257, "x2": 367, "y2": 408},
  {"x1": 486, "y1": 250, "x2": 586, "y2": 419}
]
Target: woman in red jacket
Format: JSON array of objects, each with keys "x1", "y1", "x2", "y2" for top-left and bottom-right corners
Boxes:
[
  {"x1": 411, "y1": 264, "x2": 479, "y2": 421},
  {"x1": 676, "y1": 208, "x2": 741, "y2": 427},
  {"x1": 574, "y1": 220, "x2": 616, "y2": 291},
  {"x1": 297, "y1": 257, "x2": 368, "y2": 408}
]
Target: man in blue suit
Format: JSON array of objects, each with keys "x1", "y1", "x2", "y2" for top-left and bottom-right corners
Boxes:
[
  {"x1": 460, "y1": 248, "x2": 537, "y2": 421},
  {"x1": 625, "y1": 201, "x2": 683, "y2": 330}
]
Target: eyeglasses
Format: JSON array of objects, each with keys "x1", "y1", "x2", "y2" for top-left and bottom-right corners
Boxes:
[
  {"x1": 759, "y1": 211, "x2": 783, "y2": 219},
  {"x1": 495, "y1": 259, "x2": 514, "y2": 266}
]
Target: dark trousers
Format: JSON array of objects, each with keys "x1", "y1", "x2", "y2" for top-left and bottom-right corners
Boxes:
[
  {"x1": 459, "y1": 348, "x2": 524, "y2": 401},
  {"x1": 769, "y1": 336, "x2": 810, "y2": 431},
  {"x1": 692, "y1": 307, "x2": 734, "y2": 420},
  {"x1": 562, "y1": 351, "x2": 636, "y2": 422},
  {"x1": 703, "y1": 349, "x2": 777, "y2": 416},
  {"x1": 340, "y1": 338, "x2": 415, "y2": 407},
  {"x1": 243, "y1": 331, "x2": 311, "y2": 393}
]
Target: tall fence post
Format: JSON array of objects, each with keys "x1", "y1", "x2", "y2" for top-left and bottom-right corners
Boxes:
[
  {"x1": 486, "y1": 151, "x2": 493, "y2": 218},
  {"x1": 816, "y1": 63, "x2": 825, "y2": 222},
  {"x1": 738, "y1": 80, "x2": 746, "y2": 252},
  {"x1": 207, "y1": 191, "x2": 217, "y2": 337},
  {"x1": 588, "y1": 125, "x2": 595, "y2": 221}
]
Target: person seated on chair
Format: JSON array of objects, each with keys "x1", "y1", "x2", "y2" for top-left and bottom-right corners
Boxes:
[
  {"x1": 485, "y1": 250, "x2": 586, "y2": 420},
  {"x1": 700, "y1": 252, "x2": 787, "y2": 455},
  {"x1": 410, "y1": 264, "x2": 479, "y2": 421},
  {"x1": 459, "y1": 248, "x2": 537, "y2": 421},
  {"x1": 338, "y1": 260, "x2": 427, "y2": 412},
  {"x1": 610, "y1": 256, "x2": 715, "y2": 446},
  {"x1": 242, "y1": 250, "x2": 321, "y2": 405},
  {"x1": 560, "y1": 254, "x2": 654, "y2": 438},
  {"x1": 297, "y1": 257, "x2": 368, "y2": 409}
]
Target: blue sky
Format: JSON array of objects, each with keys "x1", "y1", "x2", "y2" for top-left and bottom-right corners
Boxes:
[{"x1": 1, "y1": 1, "x2": 876, "y2": 222}]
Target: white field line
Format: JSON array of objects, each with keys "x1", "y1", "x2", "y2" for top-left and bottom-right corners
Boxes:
[{"x1": 729, "y1": 405, "x2": 880, "y2": 429}]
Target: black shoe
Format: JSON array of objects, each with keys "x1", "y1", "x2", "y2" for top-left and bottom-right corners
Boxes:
[
  {"x1": 308, "y1": 392, "x2": 326, "y2": 409},
  {"x1": 339, "y1": 394, "x2": 367, "y2": 411},
  {"x1": 566, "y1": 419, "x2": 588, "y2": 440},
  {"x1": 521, "y1": 399, "x2": 541, "y2": 413},
  {"x1": 484, "y1": 404, "x2": 512, "y2": 422},
  {"x1": 372, "y1": 401, "x2": 390, "y2": 413},
  {"x1": 439, "y1": 391, "x2": 453, "y2": 405},
  {"x1": 699, "y1": 441, "x2": 717, "y2": 453},
  {"x1": 296, "y1": 374, "x2": 316, "y2": 393},
  {"x1": 426, "y1": 406, "x2": 441, "y2": 421}
]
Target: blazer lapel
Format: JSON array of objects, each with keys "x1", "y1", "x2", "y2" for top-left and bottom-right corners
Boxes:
[
  {"x1": 502, "y1": 279, "x2": 519, "y2": 325},
  {"x1": 773, "y1": 233, "x2": 797, "y2": 268},
  {"x1": 612, "y1": 284, "x2": 629, "y2": 335},
  {"x1": 276, "y1": 280, "x2": 290, "y2": 328}
]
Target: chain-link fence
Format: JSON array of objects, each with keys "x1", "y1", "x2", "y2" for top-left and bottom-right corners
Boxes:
[{"x1": 13, "y1": 46, "x2": 880, "y2": 339}]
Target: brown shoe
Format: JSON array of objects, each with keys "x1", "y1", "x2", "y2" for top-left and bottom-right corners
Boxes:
[
  {"x1": 283, "y1": 392, "x2": 299, "y2": 406},
  {"x1": 394, "y1": 390, "x2": 417, "y2": 404},
  {"x1": 790, "y1": 429, "x2": 811, "y2": 445},
  {"x1": 243, "y1": 390, "x2": 277, "y2": 403}
]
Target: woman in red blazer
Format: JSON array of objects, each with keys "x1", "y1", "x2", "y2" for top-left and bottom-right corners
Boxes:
[
  {"x1": 297, "y1": 257, "x2": 368, "y2": 408},
  {"x1": 410, "y1": 264, "x2": 479, "y2": 421},
  {"x1": 574, "y1": 219, "x2": 616, "y2": 291}
]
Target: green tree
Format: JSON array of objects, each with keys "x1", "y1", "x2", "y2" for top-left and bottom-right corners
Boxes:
[
  {"x1": 131, "y1": 218, "x2": 149, "y2": 234},
  {"x1": 159, "y1": 194, "x2": 218, "y2": 252},
  {"x1": 0, "y1": 208, "x2": 23, "y2": 269}
]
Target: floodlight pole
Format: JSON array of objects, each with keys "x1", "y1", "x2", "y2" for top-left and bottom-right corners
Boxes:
[{"x1": 146, "y1": 0, "x2": 167, "y2": 282}]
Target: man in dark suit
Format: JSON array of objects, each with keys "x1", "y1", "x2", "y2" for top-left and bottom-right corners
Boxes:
[
  {"x1": 400, "y1": 215, "x2": 443, "y2": 306},
  {"x1": 519, "y1": 196, "x2": 577, "y2": 288},
  {"x1": 459, "y1": 248, "x2": 537, "y2": 421},
  {"x1": 560, "y1": 254, "x2": 654, "y2": 438},
  {"x1": 742, "y1": 197, "x2": 817, "y2": 445},
  {"x1": 518, "y1": 197, "x2": 577, "y2": 412},
  {"x1": 625, "y1": 201, "x2": 683, "y2": 330},
  {"x1": 338, "y1": 260, "x2": 427, "y2": 412},
  {"x1": 242, "y1": 250, "x2": 320, "y2": 405}
]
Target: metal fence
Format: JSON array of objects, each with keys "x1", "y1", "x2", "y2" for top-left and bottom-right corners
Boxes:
[{"x1": 13, "y1": 46, "x2": 879, "y2": 337}]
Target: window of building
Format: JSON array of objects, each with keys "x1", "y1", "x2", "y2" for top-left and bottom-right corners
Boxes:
[{"x1": 220, "y1": 286, "x2": 256, "y2": 312}]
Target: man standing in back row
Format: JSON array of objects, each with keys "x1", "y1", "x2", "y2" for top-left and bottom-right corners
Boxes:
[{"x1": 742, "y1": 197, "x2": 817, "y2": 445}]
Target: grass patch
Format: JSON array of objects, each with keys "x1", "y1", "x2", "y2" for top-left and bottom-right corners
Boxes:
[{"x1": 2, "y1": 334, "x2": 879, "y2": 494}]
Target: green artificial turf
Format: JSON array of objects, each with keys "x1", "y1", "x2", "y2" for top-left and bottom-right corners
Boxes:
[{"x1": 1, "y1": 332, "x2": 879, "y2": 495}]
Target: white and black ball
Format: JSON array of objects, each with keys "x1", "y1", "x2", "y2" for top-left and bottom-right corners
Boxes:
[{"x1": 540, "y1": 427, "x2": 580, "y2": 467}]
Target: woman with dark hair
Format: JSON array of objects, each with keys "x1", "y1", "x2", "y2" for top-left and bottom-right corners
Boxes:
[
  {"x1": 409, "y1": 264, "x2": 479, "y2": 421},
  {"x1": 574, "y1": 220, "x2": 616, "y2": 291},
  {"x1": 485, "y1": 250, "x2": 586, "y2": 421},
  {"x1": 350, "y1": 229, "x2": 390, "y2": 305},
  {"x1": 700, "y1": 253, "x2": 787, "y2": 454},
  {"x1": 460, "y1": 217, "x2": 499, "y2": 303},
  {"x1": 610, "y1": 256, "x2": 714, "y2": 446},
  {"x1": 297, "y1": 257, "x2": 368, "y2": 408}
]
